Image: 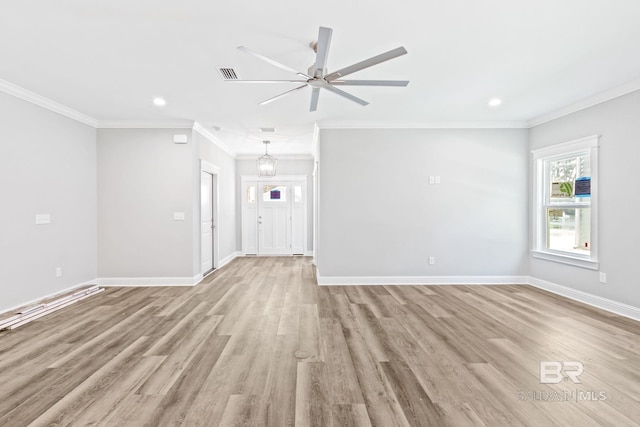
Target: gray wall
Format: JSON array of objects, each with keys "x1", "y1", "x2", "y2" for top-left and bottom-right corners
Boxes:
[
  {"x1": 194, "y1": 131, "x2": 238, "y2": 265},
  {"x1": 529, "y1": 90, "x2": 640, "y2": 308},
  {"x1": 97, "y1": 128, "x2": 195, "y2": 278},
  {"x1": 236, "y1": 158, "x2": 314, "y2": 252},
  {"x1": 0, "y1": 92, "x2": 97, "y2": 312},
  {"x1": 317, "y1": 128, "x2": 529, "y2": 277}
]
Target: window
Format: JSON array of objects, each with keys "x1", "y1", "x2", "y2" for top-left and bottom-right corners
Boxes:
[
  {"x1": 262, "y1": 185, "x2": 287, "y2": 202},
  {"x1": 294, "y1": 185, "x2": 303, "y2": 203},
  {"x1": 246, "y1": 185, "x2": 256, "y2": 203},
  {"x1": 532, "y1": 135, "x2": 599, "y2": 269}
]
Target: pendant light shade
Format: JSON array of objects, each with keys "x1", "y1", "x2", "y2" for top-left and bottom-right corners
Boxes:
[{"x1": 257, "y1": 140, "x2": 278, "y2": 177}]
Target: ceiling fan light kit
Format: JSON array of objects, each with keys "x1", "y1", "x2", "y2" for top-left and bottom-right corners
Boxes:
[
  {"x1": 257, "y1": 141, "x2": 278, "y2": 177},
  {"x1": 233, "y1": 27, "x2": 409, "y2": 111}
]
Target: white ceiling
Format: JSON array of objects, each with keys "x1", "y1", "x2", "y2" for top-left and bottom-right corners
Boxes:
[{"x1": 2, "y1": 1, "x2": 640, "y2": 155}]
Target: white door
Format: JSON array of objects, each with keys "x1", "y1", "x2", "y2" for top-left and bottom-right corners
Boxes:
[
  {"x1": 258, "y1": 182, "x2": 292, "y2": 255},
  {"x1": 201, "y1": 171, "x2": 214, "y2": 274},
  {"x1": 292, "y1": 180, "x2": 306, "y2": 255},
  {"x1": 242, "y1": 181, "x2": 258, "y2": 254}
]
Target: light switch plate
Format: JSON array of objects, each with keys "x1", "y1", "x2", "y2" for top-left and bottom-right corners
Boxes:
[
  {"x1": 35, "y1": 214, "x2": 51, "y2": 225},
  {"x1": 173, "y1": 212, "x2": 185, "y2": 221}
]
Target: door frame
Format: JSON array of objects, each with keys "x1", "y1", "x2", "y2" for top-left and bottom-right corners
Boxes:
[
  {"x1": 241, "y1": 175, "x2": 308, "y2": 256},
  {"x1": 201, "y1": 160, "x2": 220, "y2": 271}
]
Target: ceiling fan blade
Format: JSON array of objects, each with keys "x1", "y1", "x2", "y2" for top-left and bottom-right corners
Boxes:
[
  {"x1": 258, "y1": 84, "x2": 307, "y2": 106},
  {"x1": 314, "y1": 27, "x2": 333, "y2": 76},
  {"x1": 310, "y1": 88, "x2": 320, "y2": 112},
  {"x1": 330, "y1": 79, "x2": 409, "y2": 87},
  {"x1": 237, "y1": 46, "x2": 312, "y2": 79},
  {"x1": 322, "y1": 84, "x2": 369, "y2": 106},
  {"x1": 325, "y1": 47, "x2": 408, "y2": 81},
  {"x1": 229, "y1": 80, "x2": 308, "y2": 83}
]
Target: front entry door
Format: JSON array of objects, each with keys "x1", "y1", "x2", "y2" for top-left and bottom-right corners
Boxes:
[{"x1": 258, "y1": 182, "x2": 291, "y2": 255}]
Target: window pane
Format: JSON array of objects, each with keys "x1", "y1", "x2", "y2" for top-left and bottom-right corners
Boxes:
[
  {"x1": 246, "y1": 186, "x2": 256, "y2": 203},
  {"x1": 547, "y1": 207, "x2": 590, "y2": 255},
  {"x1": 262, "y1": 185, "x2": 287, "y2": 202},
  {"x1": 294, "y1": 185, "x2": 302, "y2": 203},
  {"x1": 548, "y1": 154, "x2": 591, "y2": 203}
]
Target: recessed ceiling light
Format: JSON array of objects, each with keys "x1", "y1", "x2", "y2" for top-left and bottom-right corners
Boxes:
[
  {"x1": 260, "y1": 127, "x2": 276, "y2": 133},
  {"x1": 152, "y1": 97, "x2": 166, "y2": 107},
  {"x1": 488, "y1": 98, "x2": 502, "y2": 107}
]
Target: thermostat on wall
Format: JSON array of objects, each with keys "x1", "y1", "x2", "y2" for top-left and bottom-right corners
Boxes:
[{"x1": 173, "y1": 134, "x2": 188, "y2": 144}]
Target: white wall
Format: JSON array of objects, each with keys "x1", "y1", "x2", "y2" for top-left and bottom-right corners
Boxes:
[
  {"x1": 0, "y1": 92, "x2": 97, "y2": 312},
  {"x1": 97, "y1": 128, "x2": 195, "y2": 279},
  {"x1": 529, "y1": 90, "x2": 640, "y2": 308},
  {"x1": 236, "y1": 158, "x2": 314, "y2": 252},
  {"x1": 317, "y1": 128, "x2": 529, "y2": 279},
  {"x1": 194, "y1": 131, "x2": 238, "y2": 266}
]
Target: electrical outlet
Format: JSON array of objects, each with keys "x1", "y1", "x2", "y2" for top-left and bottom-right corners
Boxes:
[
  {"x1": 56, "y1": 267, "x2": 62, "y2": 278},
  {"x1": 429, "y1": 176, "x2": 435, "y2": 184},
  {"x1": 429, "y1": 257, "x2": 435, "y2": 265},
  {"x1": 599, "y1": 272, "x2": 607, "y2": 283}
]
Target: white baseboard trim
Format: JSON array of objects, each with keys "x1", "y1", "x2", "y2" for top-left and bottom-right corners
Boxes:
[
  {"x1": 218, "y1": 251, "x2": 241, "y2": 269},
  {"x1": 316, "y1": 273, "x2": 529, "y2": 286},
  {"x1": 97, "y1": 275, "x2": 202, "y2": 287},
  {"x1": 528, "y1": 277, "x2": 640, "y2": 322},
  {"x1": 0, "y1": 278, "x2": 98, "y2": 316},
  {"x1": 304, "y1": 251, "x2": 314, "y2": 257}
]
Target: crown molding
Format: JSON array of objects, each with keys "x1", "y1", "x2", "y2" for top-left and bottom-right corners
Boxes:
[
  {"x1": 193, "y1": 121, "x2": 236, "y2": 158},
  {"x1": 528, "y1": 77, "x2": 640, "y2": 128},
  {"x1": 97, "y1": 120, "x2": 194, "y2": 129},
  {"x1": 315, "y1": 120, "x2": 529, "y2": 129},
  {"x1": 0, "y1": 78, "x2": 98, "y2": 127}
]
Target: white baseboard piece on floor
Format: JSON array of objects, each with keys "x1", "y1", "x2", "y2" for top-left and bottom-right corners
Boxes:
[
  {"x1": 218, "y1": 251, "x2": 241, "y2": 269},
  {"x1": 0, "y1": 278, "x2": 99, "y2": 317},
  {"x1": 316, "y1": 273, "x2": 530, "y2": 286},
  {"x1": 97, "y1": 275, "x2": 202, "y2": 287},
  {"x1": 528, "y1": 277, "x2": 640, "y2": 322}
]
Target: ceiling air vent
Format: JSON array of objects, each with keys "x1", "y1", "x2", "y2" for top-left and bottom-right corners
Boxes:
[{"x1": 217, "y1": 67, "x2": 239, "y2": 80}]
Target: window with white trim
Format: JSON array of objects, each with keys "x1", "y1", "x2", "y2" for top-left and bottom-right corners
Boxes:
[{"x1": 531, "y1": 135, "x2": 599, "y2": 269}]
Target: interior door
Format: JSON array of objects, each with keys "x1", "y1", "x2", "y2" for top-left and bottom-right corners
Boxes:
[
  {"x1": 242, "y1": 181, "x2": 258, "y2": 254},
  {"x1": 201, "y1": 171, "x2": 214, "y2": 274},
  {"x1": 258, "y1": 182, "x2": 291, "y2": 255}
]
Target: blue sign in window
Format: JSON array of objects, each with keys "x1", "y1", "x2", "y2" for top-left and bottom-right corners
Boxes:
[
  {"x1": 575, "y1": 177, "x2": 591, "y2": 197},
  {"x1": 270, "y1": 189, "x2": 281, "y2": 200}
]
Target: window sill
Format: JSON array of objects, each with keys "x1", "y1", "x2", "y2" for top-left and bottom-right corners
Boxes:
[{"x1": 531, "y1": 250, "x2": 599, "y2": 270}]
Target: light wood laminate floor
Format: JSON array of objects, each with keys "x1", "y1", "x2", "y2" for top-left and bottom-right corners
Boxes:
[{"x1": 0, "y1": 257, "x2": 639, "y2": 426}]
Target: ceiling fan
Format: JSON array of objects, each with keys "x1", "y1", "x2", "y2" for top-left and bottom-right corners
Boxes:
[{"x1": 232, "y1": 26, "x2": 409, "y2": 111}]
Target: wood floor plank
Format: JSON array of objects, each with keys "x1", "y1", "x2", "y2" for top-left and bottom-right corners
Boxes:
[
  {"x1": 28, "y1": 336, "x2": 153, "y2": 427},
  {"x1": 146, "y1": 333, "x2": 229, "y2": 426},
  {"x1": 0, "y1": 256, "x2": 638, "y2": 426},
  {"x1": 295, "y1": 361, "x2": 333, "y2": 427}
]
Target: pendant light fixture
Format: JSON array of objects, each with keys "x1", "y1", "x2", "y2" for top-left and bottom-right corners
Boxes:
[{"x1": 257, "y1": 140, "x2": 278, "y2": 177}]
